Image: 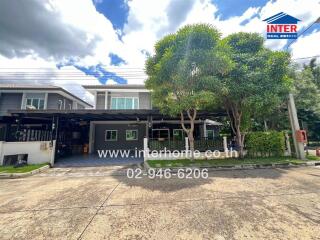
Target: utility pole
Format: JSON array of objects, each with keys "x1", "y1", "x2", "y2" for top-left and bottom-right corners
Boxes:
[
  {"x1": 287, "y1": 94, "x2": 305, "y2": 159},
  {"x1": 285, "y1": 17, "x2": 320, "y2": 159}
]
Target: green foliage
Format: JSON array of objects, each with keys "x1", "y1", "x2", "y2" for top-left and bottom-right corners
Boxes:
[
  {"x1": 246, "y1": 131, "x2": 286, "y2": 157},
  {"x1": 292, "y1": 58, "x2": 320, "y2": 141},
  {"x1": 145, "y1": 24, "x2": 226, "y2": 116}
]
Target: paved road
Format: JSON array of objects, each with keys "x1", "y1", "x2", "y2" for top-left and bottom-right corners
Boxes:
[{"x1": 0, "y1": 166, "x2": 319, "y2": 240}]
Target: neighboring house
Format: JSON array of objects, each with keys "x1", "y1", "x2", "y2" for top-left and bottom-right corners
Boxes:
[
  {"x1": 0, "y1": 84, "x2": 92, "y2": 143},
  {"x1": 0, "y1": 84, "x2": 92, "y2": 115},
  {"x1": 0, "y1": 84, "x2": 223, "y2": 165}
]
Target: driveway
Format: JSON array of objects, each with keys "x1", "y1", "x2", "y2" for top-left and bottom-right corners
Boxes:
[{"x1": 0, "y1": 166, "x2": 319, "y2": 239}]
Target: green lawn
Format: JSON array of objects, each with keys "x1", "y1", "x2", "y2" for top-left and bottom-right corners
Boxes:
[
  {"x1": 0, "y1": 164, "x2": 48, "y2": 173},
  {"x1": 147, "y1": 157, "x2": 312, "y2": 168},
  {"x1": 306, "y1": 155, "x2": 320, "y2": 161}
]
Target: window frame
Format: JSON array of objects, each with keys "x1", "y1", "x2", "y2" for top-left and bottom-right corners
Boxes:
[
  {"x1": 173, "y1": 129, "x2": 185, "y2": 141},
  {"x1": 206, "y1": 129, "x2": 215, "y2": 139},
  {"x1": 126, "y1": 129, "x2": 138, "y2": 141},
  {"x1": 26, "y1": 98, "x2": 45, "y2": 110},
  {"x1": 110, "y1": 97, "x2": 139, "y2": 110},
  {"x1": 105, "y1": 130, "x2": 118, "y2": 141}
]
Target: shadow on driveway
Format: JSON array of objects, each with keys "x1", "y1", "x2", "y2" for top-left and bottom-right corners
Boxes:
[
  {"x1": 54, "y1": 154, "x2": 144, "y2": 168},
  {"x1": 111, "y1": 167, "x2": 284, "y2": 192}
]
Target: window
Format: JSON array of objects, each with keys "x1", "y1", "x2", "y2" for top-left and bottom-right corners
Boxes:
[
  {"x1": 173, "y1": 129, "x2": 185, "y2": 141},
  {"x1": 206, "y1": 130, "x2": 215, "y2": 139},
  {"x1": 26, "y1": 98, "x2": 45, "y2": 109},
  {"x1": 111, "y1": 97, "x2": 139, "y2": 110},
  {"x1": 126, "y1": 130, "x2": 138, "y2": 141},
  {"x1": 105, "y1": 130, "x2": 117, "y2": 141}
]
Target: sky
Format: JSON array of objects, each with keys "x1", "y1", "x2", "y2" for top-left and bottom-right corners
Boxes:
[{"x1": 0, "y1": 0, "x2": 319, "y2": 104}]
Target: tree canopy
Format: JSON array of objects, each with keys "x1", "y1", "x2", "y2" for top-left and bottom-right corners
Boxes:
[
  {"x1": 206, "y1": 32, "x2": 292, "y2": 157},
  {"x1": 146, "y1": 25, "x2": 293, "y2": 158},
  {"x1": 145, "y1": 24, "x2": 229, "y2": 158}
]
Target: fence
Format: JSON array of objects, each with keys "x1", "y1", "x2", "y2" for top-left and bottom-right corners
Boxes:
[
  {"x1": 194, "y1": 138, "x2": 224, "y2": 152},
  {"x1": 148, "y1": 137, "x2": 224, "y2": 152},
  {"x1": 148, "y1": 139, "x2": 185, "y2": 151},
  {"x1": 6, "y1": 129, "x2": 52, "y2": 142}
]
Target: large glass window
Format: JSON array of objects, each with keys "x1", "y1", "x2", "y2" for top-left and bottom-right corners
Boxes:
[
  {"x1": 105, "y1": 130, "x2": 117, "y2": 141},
  {"x1": 111, "y1": 97, "x2": 139, "y2": 110},
  {"x1": 26, "y1": 98, "x2": 45, "y2": 109},
  {"x1": 126, "y1": 130, "x2": 138, "y2": 141}
]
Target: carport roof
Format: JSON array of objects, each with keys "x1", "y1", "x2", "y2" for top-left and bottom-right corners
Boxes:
[{"x1": 8, "y1": 109, "x2": 226, "y2": 121}]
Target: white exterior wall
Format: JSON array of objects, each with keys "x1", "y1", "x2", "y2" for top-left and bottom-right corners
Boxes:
[{"x1": 0, "y1": 141, "x2": 56, "y2": 165}]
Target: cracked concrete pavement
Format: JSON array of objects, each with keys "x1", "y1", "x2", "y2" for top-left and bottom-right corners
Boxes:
[{"x1": 0, "y1": 166, "x2": 320, "y2": 240}]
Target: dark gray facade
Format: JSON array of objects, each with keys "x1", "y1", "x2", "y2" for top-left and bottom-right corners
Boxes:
[
  {"x1": 0, "y1": 93, "x2": 23, "y2": 115},
  {"x1": 47, "y1": 93, "x2": 73, "y2": 110},
  {"x1": 0, "y1": 92, "x2": 88, "y2": 116},
  {"x1": 94, "y1": 123, "x2": 146, "y2": 151}
]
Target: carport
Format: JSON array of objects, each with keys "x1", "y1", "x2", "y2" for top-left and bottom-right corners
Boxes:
[{"x1": 8, "y1": 109, "x2": 225, "y2": 166}]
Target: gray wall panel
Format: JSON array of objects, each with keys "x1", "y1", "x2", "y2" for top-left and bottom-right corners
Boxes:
[
  {"x1": 0, "y1": 93, "x2": 23, "y2": 115},
  {"x1": 96, "y1": 92, "x2": 105, "y2": 109},
  {"x1": 94, "y1": 123, "x2": 146, "y2": 151},
  {"x1": 47, "y1": 93, "x2": 73, "y2": 110},
  {"x1": 138, "y1": 92, "x2": 151, "y2": 109}
]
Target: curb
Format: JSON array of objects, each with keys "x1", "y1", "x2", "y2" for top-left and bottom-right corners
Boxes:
[
  {"x1": 0, "y1": 165, "x2": 50, "y2": 179},
  {"x1": 144, "y1": 161, "x2": 320, "y2": 172}
]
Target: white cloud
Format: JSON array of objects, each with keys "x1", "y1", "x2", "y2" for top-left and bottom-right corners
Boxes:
[
  {"x1": 0, "y1": 56, "x2": 99, "y2": 104},
  {"x1": 290, "y1": 30, "x2": 320, "y2": 62},
  {"x1": 1, "y1": 0, "x2": 320, "y2": 98}
]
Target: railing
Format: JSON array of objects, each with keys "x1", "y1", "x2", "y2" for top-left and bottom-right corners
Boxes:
[
  {"x1": 6, "y1": 129, "x2": 52, "y2": 142},
  {"x1": 194, "y1": 137, "x2": 224, "y2": 152},
  {"x1": 148, "y1": 139, "x2": 185, "y2": 151},
  {"x1": 148, "y1": 137, "x2": 224, "y2": 152}
]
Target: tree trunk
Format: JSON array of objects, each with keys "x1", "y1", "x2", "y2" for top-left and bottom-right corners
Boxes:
[
  {"x1": 188, "y1": 132, "x2": 195, "y2": 160},
  {"x1": 236, "y1": 126, "x2": 244, "y2": 158},
  {"x1": 225, "y1": 100, "x2": 245, "y2": 158},
  {"x1": 180, "y1": 109, "x2": 197, "y2": 161}
]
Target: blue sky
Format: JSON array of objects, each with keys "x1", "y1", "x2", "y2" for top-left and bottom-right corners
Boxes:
[{"x1": 87, "y1": 0, "x2": 320, "y2": 84}]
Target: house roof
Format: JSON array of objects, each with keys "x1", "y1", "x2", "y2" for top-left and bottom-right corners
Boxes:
[
  {"x1": 263, "y1": 12, "x2": 301, "y2": 24},
  {"x1": 0, "y1": 84, "x2": 93, "y2": 107},
  {"x1": 82, "y1": 84, "x2": 146, "y2": 90}
]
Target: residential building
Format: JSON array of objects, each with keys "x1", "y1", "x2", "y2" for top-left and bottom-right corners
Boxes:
[
  {"x1": 0, "y1": 84, "x2": 224, "y2": 165},
  {"x1": 0, "y1": 84, "x2": 92, "y2": 116}
]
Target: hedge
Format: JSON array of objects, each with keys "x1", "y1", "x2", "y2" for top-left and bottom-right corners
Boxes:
[{"x1": 246, "y1": 131, "x2": 285, "y2": 157}]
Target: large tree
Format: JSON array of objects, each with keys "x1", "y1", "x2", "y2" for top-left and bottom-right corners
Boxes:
[
  {"x1": 145, "y1": 24, "x2": 229, "y2": 159},
  {"x1": 207, "y1": 32, "x2": 292, "y2": 157}
]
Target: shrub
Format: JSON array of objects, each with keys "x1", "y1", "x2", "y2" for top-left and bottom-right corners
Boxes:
[{"x1": 246, "y1": 131, "x2": 285, "y2": 157}]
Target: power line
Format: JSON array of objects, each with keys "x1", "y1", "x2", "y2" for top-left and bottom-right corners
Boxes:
[{"x1": 292, "y1": 55, "x2": 320, "y2": 60}]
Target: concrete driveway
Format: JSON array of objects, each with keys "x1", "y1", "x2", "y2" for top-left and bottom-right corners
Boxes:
[{"x1": 0, "y1": 166, "x2": 319, "y2": 240}]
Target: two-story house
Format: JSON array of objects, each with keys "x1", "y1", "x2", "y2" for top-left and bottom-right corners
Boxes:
[
  {"x1": 0, "y1": 84, "x2": 92, "y2": 141},
  {"x1": 0, "y1": 84, "x2": 92, "y2": 115},
  {"x1": 83, "y1": 84, "x2": 222, "y2": 154}
]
